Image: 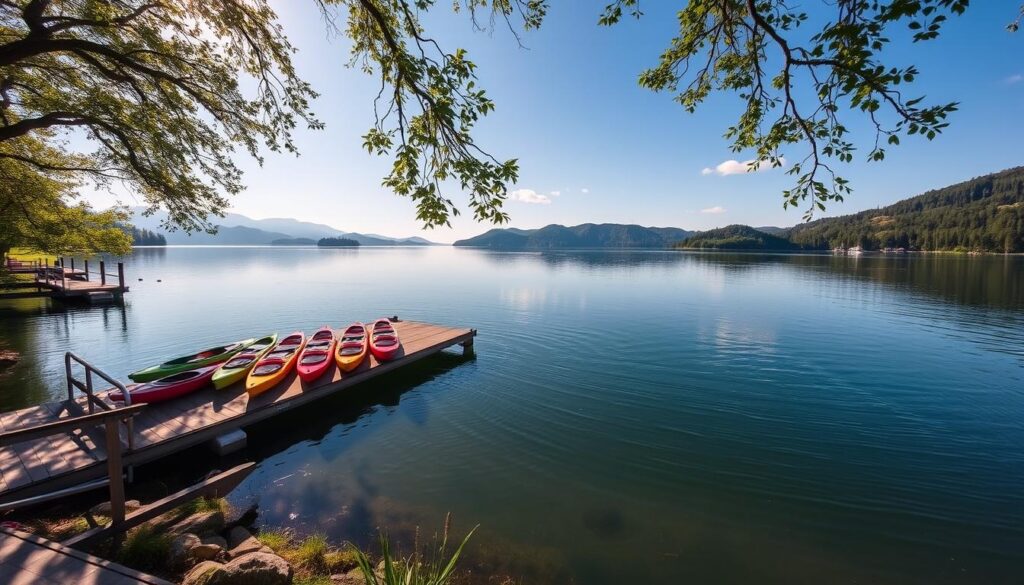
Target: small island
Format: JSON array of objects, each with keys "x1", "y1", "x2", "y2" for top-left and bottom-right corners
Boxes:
[
  {"x1": 317, "y1": 237, "x2": 360, "y2": 247},
  {"x1": 270, "y1": 237, "x2": 317, "y2": 246}
]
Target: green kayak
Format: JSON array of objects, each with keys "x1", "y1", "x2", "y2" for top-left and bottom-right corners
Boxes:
[
  {"x1": 211, "y1": 334, "x2": 278, "y2": 389},
  {"x1": 128, "y1": 338, "x2": 257, "y2": 382}
]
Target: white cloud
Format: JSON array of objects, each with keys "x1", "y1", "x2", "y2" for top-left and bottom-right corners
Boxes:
[
  {"x1": 701, "y1": 206, "x2": 727, "y2": 214},
  {"x1": 550, "y1": 190, "x2": 561, "y2": 197},
  {"x1": 581, "y1": 188, "x2": 590, "y2": 194},
  {"x1": 702, "y1": 157, "x2": 786, "y2": 176},
  {"x1": 509, "y1": 188, "x2": 552, "y2": 205},
  {"x1": 1005, "y1": 74, "x2": 1023, "y2": 85}
]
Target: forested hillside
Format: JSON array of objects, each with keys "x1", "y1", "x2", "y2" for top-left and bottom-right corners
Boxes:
[
  {"x1": 129, "y1": 227, "x2": 166, "y2": 246},
  {"x1": 677, "y1": 225, "x2": 799, "y2": 250},
  {"x1": 453, "y1": 223, "x2": 695, "y2": 249},
  {"x1": 788, "y1": 167, "x2": 1024, "y2": 252}
]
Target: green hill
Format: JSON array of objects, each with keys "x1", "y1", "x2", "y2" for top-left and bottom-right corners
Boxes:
[
  {"x1": 677, "y1": 225, "x2": 799, "y2": 250},
  {"x1": 787, "y1": 167, "x2": 1024, "y2": 252},
  {"x1": 453, "y1": 223, "x2": 695, "y2": 249}
]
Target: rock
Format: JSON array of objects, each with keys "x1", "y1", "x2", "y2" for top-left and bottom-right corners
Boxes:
[
  {"x1": 219, "y1": 552, "x2": 292, "y2": 585},
  {"x1": 171, "y1": 533, "x2": 202, "y2": 567},
  {"x1": 331, "y1": 569, "x2": 367, "y2": 585},
  {"x1": 90, "y1": 499, "x2": 141, "y2": 516},
  {"x1": 192, "y1": 543, "x2": 224, "y2": 561},
  {"x1": 228, "y1": 535, "x2": 265, "y2": 558},
  {"x1": 226, "y1": 526, "x2": 252, "y2": 549},
  {"x1": 0, "y1": 350, "x2": 19, "y2": 370},
  {"x1": 171, "y1": 510, "x2": 225, "y2": 537},
  {"x1": 182, "y1": 560, "x2": 227, "y2": 585},
  {"x1": 202, "y1": 535, "x2": 229, "y2": 550}
]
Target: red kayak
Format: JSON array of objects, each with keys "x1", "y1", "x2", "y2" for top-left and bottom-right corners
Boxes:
[
  {"x1": 109, "y1": 364, "x2": 219, "y2": 404},
  {"x1": 296, "y1": 326, "x2": 336, "y2": 383},
  {"x1": 369, "y1": 318, "x2": 401, "y2": 361}
]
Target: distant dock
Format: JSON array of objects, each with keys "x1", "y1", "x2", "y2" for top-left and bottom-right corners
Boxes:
[
  {"x1": 0, "y1": 320, "x2": 475, "y2": 501},
  {"x1": 1, "y1": 257, "x2": 128, "y2": 302}
]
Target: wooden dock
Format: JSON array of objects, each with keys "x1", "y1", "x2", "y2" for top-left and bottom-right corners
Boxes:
[
  {"x1": 0, "y1": 320, "x2": 475, "y2": 500},
  {"x1": 0, "y1": 527, "x2": 173, "y2": 585},
  {"x1": 1, "y1": 257, "x2": 128, "y2": 301}
]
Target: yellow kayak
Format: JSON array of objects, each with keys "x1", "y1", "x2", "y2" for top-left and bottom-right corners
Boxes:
[
  {"x1": 335, "y1": 322, "x2": 368, "y2": 372},
  {"x1": 246, "y1": 331, "x2": 305, "y2": 397}
]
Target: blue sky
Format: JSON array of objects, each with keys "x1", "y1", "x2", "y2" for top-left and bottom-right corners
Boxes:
[{"x1": 89, "y1": 2, "x2": 1024, "y2": 242}]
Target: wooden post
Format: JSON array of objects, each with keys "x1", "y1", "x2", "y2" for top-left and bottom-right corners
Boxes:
[
  {"x1": 84, "y1": 260, "x2": 90, "y2": 281},
  {"x1": 70, "y1": 258, "x2": 75, "y2": 270},
  {"x1": 100, "y1": 261, "x2": 106, "y2": 285},
  {"x1": 117, "y1": 262, "x2": 125, "y2": 290},
  {"x1": 105, "y1": 420, "x2": 126, "y2": 528},
  {"x1": 461, "y1": 338, "x2": 474, "y2": 357}
]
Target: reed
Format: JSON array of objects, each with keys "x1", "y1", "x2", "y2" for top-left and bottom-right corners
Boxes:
[{"x1": 352, "y1": 516, "x2": 478, "y2": 585}]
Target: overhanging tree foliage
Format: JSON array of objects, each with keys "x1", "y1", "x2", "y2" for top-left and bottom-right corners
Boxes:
[
  {"x1": 0, "y1": 0, "x2": 320, "y2": 255},
  {"x1": 1, "y1": 1, "x2": 1017, "y2": 257}
]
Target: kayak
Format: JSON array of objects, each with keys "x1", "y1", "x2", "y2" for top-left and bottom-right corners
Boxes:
[
  {"x1": 129, "y1": 338, "x2": 256, "y2": 382},
  {"x1": 369, "y1": 319, "x2": 401, "y2": 362},
  {"x1": 110, "y1": 364, "x2": 219, "y2": 404},
  {"x1": 335, "y1": 322, "x2": 368, "y2": 372},
  {"x1": 211, "y1": 334, "x2": 278, "y2": 389},
  {"x1": 296, "y1": 327, "x2": 336, "y2": 383},
  {"x1": 246, "y1": 331, "x2": 305, "y2": 396}
]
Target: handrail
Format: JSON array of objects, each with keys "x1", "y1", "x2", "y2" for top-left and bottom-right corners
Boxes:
[
  {"x1": 0, "y1": 404, "x2": 145, "y2": 519},
  {"x1": 0, "y1": 404, "x2": 145, "y2": 447},
  {"x1": 65, "y1": 352, "x2": 136, "y2": 451}
]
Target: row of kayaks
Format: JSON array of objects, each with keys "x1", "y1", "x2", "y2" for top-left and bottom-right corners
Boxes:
[{"x1": 111, "y1": 319, "x2": 402, "y2": 404}]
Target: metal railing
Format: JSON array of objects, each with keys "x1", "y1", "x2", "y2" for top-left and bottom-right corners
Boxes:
[{"x1": 65, "y1": 352, "x2": 136, "y2": 452}]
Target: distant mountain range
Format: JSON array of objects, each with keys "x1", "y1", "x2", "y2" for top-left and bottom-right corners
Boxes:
[
  {"x1": 127, "y1": 207, "x2": 438, "y2": 246},
  {"x1": 453, "y1": 223, "x2": 696, "y2": 249},
  {"x1": 455, "y1": 167, "x2": 1024, "y2": 253}
]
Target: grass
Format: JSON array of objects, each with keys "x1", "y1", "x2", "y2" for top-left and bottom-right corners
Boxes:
[
  {"x1": 291, "y1": 533, "x2": 329, "y2": 572},
  {"x1": 294, "y1": 577, "x2": 333, "y2": 585},
  {"x1": 176, "y1": 496, "x2": 228, "y2": 516},
  {"x1": 257, "y1": 528, "x2": 292, "y2": 551},
  {"x1": 353, "y1": 521, "x2": 478, "y2": 585},
  {"x1": 116, "y1": 525, "x2": 173, "y2": 573}
]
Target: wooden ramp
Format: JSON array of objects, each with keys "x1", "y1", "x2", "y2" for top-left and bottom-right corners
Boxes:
[
  {"x1": 0, "y1": 320, "x2": 475, "y2": 500},
  {"x1": 0, "y1": 528, "x2": 174, "y2": 585}
]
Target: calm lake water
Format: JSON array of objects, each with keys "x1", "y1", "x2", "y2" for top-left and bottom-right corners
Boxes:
[{"x1": 2, "y1": 247, "x2": 1024, "y2": 584}]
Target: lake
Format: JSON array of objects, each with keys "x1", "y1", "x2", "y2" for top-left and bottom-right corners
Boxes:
[{"x1": 1, "y1": 247, "x2": 1023, "y2": 584}]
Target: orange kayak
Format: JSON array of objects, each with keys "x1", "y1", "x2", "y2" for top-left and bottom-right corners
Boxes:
[
  {"x1": 246, "y1": 331, "x2": 305, "y2": 396},
  {"x1": 335, "y1": 322, "x2": 368, "y2": 372}
]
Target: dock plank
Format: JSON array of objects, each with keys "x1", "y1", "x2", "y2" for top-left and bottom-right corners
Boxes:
[{"x1": 0, "y1": 320, "x2": 475, "y2": 499}]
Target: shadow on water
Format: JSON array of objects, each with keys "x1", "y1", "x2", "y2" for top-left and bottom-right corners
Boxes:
[{"x1": 128, "y1": 350, "x2": 474, "y2": 497}]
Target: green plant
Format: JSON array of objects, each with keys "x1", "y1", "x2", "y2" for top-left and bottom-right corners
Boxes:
[
  {"x1": 116, "y1": 525, "x2": 172, "y2": 573},
  {"x1": 292, "y1": 533, "x2": 330, "y2": 572},
  {"x1": 257, "y1": 529, "x2": 292, "y2": 552},
  {"x1": 353, "y1": 521, "x2": 478, "y2": 585}
]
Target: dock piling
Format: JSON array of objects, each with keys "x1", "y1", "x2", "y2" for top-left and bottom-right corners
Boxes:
[{"x1": 100, "y1": 261, "x2": 106, "y2": 285}]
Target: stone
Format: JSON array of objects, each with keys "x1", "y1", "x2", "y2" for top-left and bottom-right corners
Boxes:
[
  {"x1": 228, "y1": 535, "x2": 265, "y2": 559},
  {"x1": 202, "y1": 535, "x2": 229, "y2": 550},
  {"x1": 192, "y1": 543, "x2": 224, "y2": 561},
  {"x1": 171, "y1": 533, "x2": 202, "y2": 567},
  {"x1": 219, "y1": 552, "x2": 292, "y2": 585},
  {"x1": 331, "y1": 569, "x2": 367, "y2": 585},
  {"x1": 89, "y1": 499, "x2": 141, "y2": 516},
  {"x1": 0, "y1": 349, "x2": 19, "y2": 370},
  {"x1": 226, "y1": 526, "x2": 253, "y2": 549},
  {"x1": 171, "y1": 510, "x2": 226, "y2": 537},
  {"x1": 182, "y1": 561, "x2": 227, "y2": 585}
]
